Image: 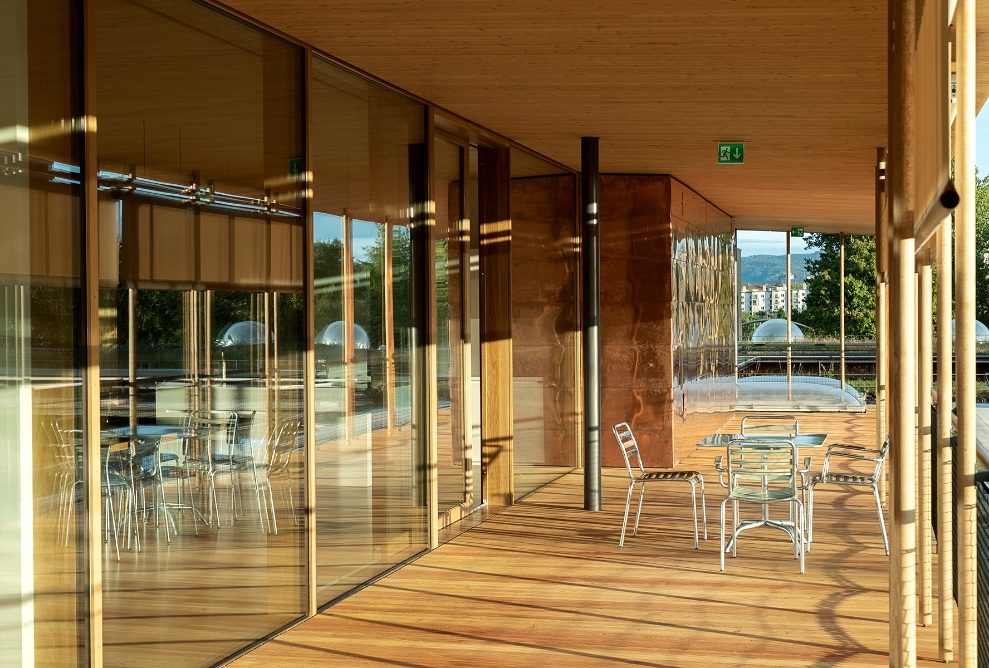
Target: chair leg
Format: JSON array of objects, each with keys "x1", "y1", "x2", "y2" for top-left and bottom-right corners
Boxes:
[
  {"x1": 699, "y1": 477, "x2": 708, "y2": 540},
  {"x1": 806, "y1": 483, "x2": 815, "y2": 551},
  {"x1": 873, "y1": 485, "x2": 889, "y2": 555},
  {"x1": 719, "y1": 497, "x2": 729, "y2": 571},
  {"x1": 619, "y1": 483, "x2": 635, "y2": 547},
  {"x1": 690, "y1": 482, "x2": 699, "y2": 549},
  {"x1": 796, "y1": 499, "x2": 805, "y2": 574},
  {"x1": 632, "y1": 483, "x2": 646, "y2": 537}
]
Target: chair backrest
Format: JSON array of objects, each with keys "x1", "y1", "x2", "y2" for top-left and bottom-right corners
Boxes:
[
  {"x1": 613, "y1": 422, "x2": 645, "y2": 478},
  {"x1": 822, "y1": 435, "x2": 889, "y2": 480},
  {"x1": 725, "y1": 438, "x2": 798, "y2": 495},
  {"x1": 740, "y1": 414, "x2": 799, "y2": 438},
  {"x1": 266, "y1": 418, "x2": 303, "y2": 471}
]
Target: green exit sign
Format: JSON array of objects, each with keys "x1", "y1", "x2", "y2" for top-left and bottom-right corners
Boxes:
[
  {"x1": 718, "y1": 142, "x2": 744, "y2": 164},
  {"x1": 289, "y1": 158, "x2": 303, "y2": 178},
  {"x1": 791, "y1": 226, "x2": 805, "y2": 237}
]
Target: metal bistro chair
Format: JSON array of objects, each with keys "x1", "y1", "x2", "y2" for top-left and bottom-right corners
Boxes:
[
  {"x1": 720, "y1": 438, "x2": 805, "y2": 573},
  {"x1": 807, "y1": 435, "x2": 890, "y2": 555},
  {"x1": 613, "y1": 422, "x2": 707, "y2": 548},
  {"x1": 740, "y1": 414, "x2": 799, "y2": 437}
]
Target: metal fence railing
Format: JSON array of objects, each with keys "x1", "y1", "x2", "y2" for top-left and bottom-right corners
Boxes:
[{"x1": 931, "y1": 401, "x2": 989, "y2": 666}]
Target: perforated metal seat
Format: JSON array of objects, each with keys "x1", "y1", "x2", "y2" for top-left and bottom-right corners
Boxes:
[{"x1": 613, "y1": 422, "x2": 707, "y2": 548}]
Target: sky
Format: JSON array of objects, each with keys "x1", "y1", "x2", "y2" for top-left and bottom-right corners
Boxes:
[{"x1": 738, "y1": 107, "x2": 989, "y2": 257}]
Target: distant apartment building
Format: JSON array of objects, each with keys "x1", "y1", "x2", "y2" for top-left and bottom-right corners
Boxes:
[{"x1": 740, "y1": 284, "x2": 807, "y2": 314}]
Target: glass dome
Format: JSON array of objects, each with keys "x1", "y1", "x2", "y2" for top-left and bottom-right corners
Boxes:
[
  {"x1": 951, "y1": 319, "x2": 989, "y2": 343},
  {"x1": 751, "y1": 318, "x2": 804, "y2": 343},
  {"x1": 316, "y1": 321, "x2": 371, "y2": 350},
  {"x1": 215, "y1": 320, "x2": 269, "y2": 346}
]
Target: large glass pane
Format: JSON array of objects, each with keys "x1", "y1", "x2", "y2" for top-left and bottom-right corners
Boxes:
[
  {"x1": 95, "y1": 1, "x2": 306, "y2": 665},
  {"x1": 434, "y1": 138, "x2": 468, "y2": 513},
  {"x1": 0, "y1": 1, "x2": 85, "y2": 665},
  {"x1": 311, "y1": 56, "x2": 427, "y2": 606},
  {"x1": 509, "y1": 150, "x2": 579, "y2": 499}
]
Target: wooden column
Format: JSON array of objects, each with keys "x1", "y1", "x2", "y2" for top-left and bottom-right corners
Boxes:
[
  {"x1": 955, "y1": 0, "x2": 977, "y2": 663},
  {"x1": 302, "y1": 47, "x2": 317, "y2": 619},
  {"x1": 82, "y1": 0, "x2": 104, "y2": 663},
  {"x1": 839, "y1": 233, "x2": 846, "y2": 389},
  {"x1": 876, "y1": 148, "x2": 889, "y2": 499},
  {"x1": 888, "y1": 0, "x2": 918, "y2": 662},
  {"x1": 935, "y1": 222, "x2": 954, "y2": 661},
  {"x1": 917, "y1": 256, "x2": 933, "y2": 627},
  {"x1": 478, "y1": 145, "x2": 513, "y2": 507}
]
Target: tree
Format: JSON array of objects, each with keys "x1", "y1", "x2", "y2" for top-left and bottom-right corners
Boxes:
[
  {"x1": 801, "y1": 234, "x2": 877, "y2": 339},
  {"x1": 976, "y1": 172, "x2": 989, "y2": 326}
]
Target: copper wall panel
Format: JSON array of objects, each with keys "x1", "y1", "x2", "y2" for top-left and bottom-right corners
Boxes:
[
  {"x1": 599, "y1": 175, "x2": 735, "y2": 468},
  {"x1": 599, "y1": 175, "x2": 674, "y2": 467},
  {"x1": 510, "y1": 174, "x2": 578, "y2": 469}
]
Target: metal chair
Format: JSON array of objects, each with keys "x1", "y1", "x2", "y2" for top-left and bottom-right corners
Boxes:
[
  {"x1": 807, "y1": 435, "x2": 890, "y2": 555},
  {"x1": 256, "y1": 418, "x2": 304, "y2": 534},
  {"x1": 613, "y1": 422, "x2": 707, "y2": 548},
  {"x1": 740, "y1": 414, "x2": 799, "y2": 437},
  {"x1": 720, "y1": 438, "x2": 805, "y2": 573}
]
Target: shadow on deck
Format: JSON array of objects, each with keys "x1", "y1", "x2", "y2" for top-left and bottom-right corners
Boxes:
[{"x1": 230, "y1": 409, "x2": 955, "y2": 667}]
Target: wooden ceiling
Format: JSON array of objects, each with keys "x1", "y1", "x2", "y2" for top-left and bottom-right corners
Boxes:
[{"x1": 221, "y1": 0, "x2": 989, "y2": 236}]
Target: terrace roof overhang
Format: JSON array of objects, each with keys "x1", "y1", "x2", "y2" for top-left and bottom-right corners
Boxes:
[{"x1": 222, "y1": 0, "x2": 989, "y2": 237}]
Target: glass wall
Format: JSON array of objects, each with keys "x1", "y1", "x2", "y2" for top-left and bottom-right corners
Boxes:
[
  {"x1": 509, "y1": 149, "x2": 579, "y2": 499},
  {"x1": 0, "y1": 2, "x2": 85, "y2": 665},
  {"x1": 434, "y1": 138, "x2": 470, "y2": 515},
  {"x1": 311, "y1": 55, "x2": 427, "y2": 607},
  {"x1": 95, "y1": 1, "x2": 306, "y2": 665}
]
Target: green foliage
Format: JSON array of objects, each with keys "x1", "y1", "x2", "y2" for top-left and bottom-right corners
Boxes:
[
  {"x1": 976, "y1": 172, "x2": 989, "y2": 326},
  {"x1": 801, "y1": 234, "x2": 876, "y2": 339}
]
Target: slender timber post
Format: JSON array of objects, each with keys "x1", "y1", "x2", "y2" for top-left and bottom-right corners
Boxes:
[
  {"x1": 935, "y1": 222, "x2": 954, "y2": 662},
  {"x1": 786, "y1": 234, "x2": 792, "y2": 398},
  {"x1": 888, "y1": 0, "x2": 918, "y2": 662},
  {"x1": 956, "y1": 0, "x2": 977, "y2": 662},
  {"x1": 839, "y1": 232, "x2": 846, "y2": 390},
  {"x1": 876, "y1": 148, "x2": 889, "y2": 501},
  {"x1": 582, "y1": 137, "x2": 601, "y2": 512},
  {"x1": 917, "y1": 257, "x2": 933, "y2": 627}
]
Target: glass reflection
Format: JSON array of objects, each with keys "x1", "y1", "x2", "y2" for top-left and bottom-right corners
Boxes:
[
  {"x1": 434, "y1": 138, "x2": 469, "y2": 513},
  {"x1": 311, "y1": 55, "x2": 427, "y2": 607},
  {"x1": 96, "y1": 1, "x2": 306, "y2": 665},
  {"x1": 510, "y1": 149, "x2": 579, "y2": 498},
  {"x1": 1, "y1": 2, "x2": 85, "y2": 664}
]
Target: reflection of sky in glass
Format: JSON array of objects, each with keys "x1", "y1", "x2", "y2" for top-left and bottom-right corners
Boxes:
[
  {"x1": 314, "y1": 212, "x2": 343, "y2": 243},
  {"x1": 736, "y1": 229, "x2": 806, "y2": 256}
]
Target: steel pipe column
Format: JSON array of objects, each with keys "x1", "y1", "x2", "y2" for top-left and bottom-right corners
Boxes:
[{"x1": 582, "y1": 137, "x2": 601, "y2": 512}]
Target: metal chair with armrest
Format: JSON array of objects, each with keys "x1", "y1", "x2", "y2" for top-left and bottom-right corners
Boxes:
[{"x1": 807, "y1": 435, "x2": 890, "y2": 555}]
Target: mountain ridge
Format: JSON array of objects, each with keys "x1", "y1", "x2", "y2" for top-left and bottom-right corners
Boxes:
[{"x1": 739, "y1": 252, "x2": 820, "y2": 284}]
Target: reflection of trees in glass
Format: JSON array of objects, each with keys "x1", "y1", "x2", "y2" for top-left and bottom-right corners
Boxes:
[
  {"x1": 802, "y1": 234, "x2": 876, "y2": 339},
  {"x1": 314, "y1": 237, "x2": 344, "y2": 331},
  {"x1": 357, "y1": 225, "x2": 411, "y2": 350},
  {"x1": 976, "y1": 172, "x2": 989, "y2": 327},
  {"x1": 26, "y1": 286, "x2": 80, "y2": 368}
]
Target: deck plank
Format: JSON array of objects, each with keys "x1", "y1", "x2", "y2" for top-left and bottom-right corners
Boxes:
[{"x1": 229, "y1": 409, "x2": 957, "y2": 667}]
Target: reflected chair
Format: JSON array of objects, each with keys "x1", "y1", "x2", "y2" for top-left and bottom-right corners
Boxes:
[
  {"x1": 720, "y1": 438, "x2": 805, "y2": 573},
  {"x1": 613, "y1": 422, "x2": 707, "y2": 548},
  {"x1": 807, "y1": 436, "x2": 890, "y2": 555},
  {"x1": 256, "y1": 418, "x2": 303, "y2": 534}
]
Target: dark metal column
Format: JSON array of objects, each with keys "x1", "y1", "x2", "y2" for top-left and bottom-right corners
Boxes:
[{"x1": 582, "y1": 137, "x2": 601, "y2": 511}]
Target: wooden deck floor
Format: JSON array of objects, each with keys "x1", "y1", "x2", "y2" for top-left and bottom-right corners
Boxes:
[{"x1": 229, "y1": 409, "x2": 957, "y2": 667}]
